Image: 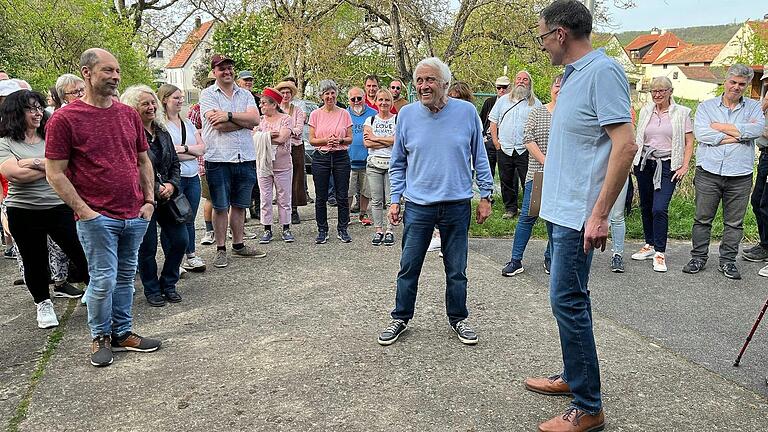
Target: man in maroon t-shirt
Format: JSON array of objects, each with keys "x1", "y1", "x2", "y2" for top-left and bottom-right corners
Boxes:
[{"x1": 46, "y1": 48, "x2": 161, "y2": 368}]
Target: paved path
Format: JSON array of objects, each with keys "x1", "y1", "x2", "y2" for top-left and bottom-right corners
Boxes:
[{"x1": 1, "y1": 207, "x2": 767, "y2": 431}]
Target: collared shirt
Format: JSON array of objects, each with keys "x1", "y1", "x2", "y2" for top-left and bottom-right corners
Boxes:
[
  {"x1": 390, "y1": 98, "x2": 494, "y2": 205},
  {"x1": 694, "y1": 96, "x2": 765, "y2": 177},
  {"x1": 488, "y1": 94, "x2": 541, "y2": 155},
  {"x1": 540, "y1": 49, "x2": 632, "y2": 231},
  {"x1": 200, "y1": 83, "x2": 257, "y2": 163}
]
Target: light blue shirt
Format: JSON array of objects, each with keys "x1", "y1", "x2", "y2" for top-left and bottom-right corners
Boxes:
[
  {"x1": 694, "y1": 96, "x2": 765, "y2": 177},
  {"x1": 488, "y1": 95, "x2": 541, "y2": 155},
  {"x1": 540, "y1": 49, "x2": 632, "y2": 231},
  {"x1": 200, "y1": 83, "x2": 257, "y2": 162},
  {"x1": 390, "y1": 98, "x2": 494, "y2": 205}
]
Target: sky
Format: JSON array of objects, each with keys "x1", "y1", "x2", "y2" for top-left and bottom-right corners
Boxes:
[{"x1": 606, "y1": 0, "x2": 764, "y2": 32}]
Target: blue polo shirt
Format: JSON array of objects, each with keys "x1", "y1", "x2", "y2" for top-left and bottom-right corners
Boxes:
[
  {"x1": 540, "y1": 49, "x2": 632, "y2": 231},
  {"x1": 348, "y1": 106, "x2": 377, "y2": 170}
]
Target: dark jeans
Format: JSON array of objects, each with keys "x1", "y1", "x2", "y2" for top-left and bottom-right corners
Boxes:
[
  {"x1": 139, "y1": 206, "x2": 188, "y2": 298},
  {"x1": 634, "y1": 160, "x2": 677, "y2": 252},
  {"x1": 691, "y1": 167, "x2": 752, "y2": 264},
  {"x1": 7, "y1": 205, "x2": 89, "y2": 303},
  {"x1": 391, "y1": 200, "x2": 470, "y2": 325},
  {"x1": 549, "y1": 223, "x2": 601, "y2": 415},
  {"x1": 312, "y1": 151, "x2": 350, "y2": 231},
  {"x1": 751, "y1": 150, "x2": 768, "y2": 248},
  {"x1": 497, "y1": 149, "x2": 528, "y2": 212},
  {"x1": 484, "y1": 138, "x2": 497, "y2": 179},
  {"x1": 179, "y1": 175, "x2": 201, "y2": 254}
]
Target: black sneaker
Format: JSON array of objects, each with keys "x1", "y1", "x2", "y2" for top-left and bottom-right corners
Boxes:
[
  {"x1": 718, "y1": 262, "x2": 742, "y2": 280},
  {"x1": 146, "y1": 294, "x2": 166, "y2": 307},
  {"x1": 337, "y1": 229, "x2": 352, "y2": 243},
  {"x1": 53, "y1": 282, "x2": 84, "y2": 298},
  {"x1": 164, "y1": 290, "x2": 182, "y2": 303},
  {"x1": 377, "y1": 319, "x2": 407, "y2": 346},
  {"x1": 682, "y1": 258, "x2": 706, "y2": 274},
  {"x1": 452, "y1": 320, "x2": 478, "y2": 345},
  {"x1": 383, "y1": 232, "x2": 395, "y2": 246},
  {"x1": 111, "y1": 332, "x2": 161, "y2": 352},
  {"x1": 543, "y1": 258, "x2": 551, "y2": 275},
  {"x1": 371, "y1": 232, "x2": 384, "y2": 246},
  {"x1": 315, "y1": 230, "x2": 329, "y2": 244},
  {"x1": 291, "y1": 210, "x2": 301, "y2": 225},
  {"x1": 3, "y1": 248, "x2": 16, "y2": 259},
  {"x1": 501, "y1": 260, "x2": 524, "y2": 276},
  {"x1": 610, "y1": 254, "x2": 624, "y2": 273},
  {"x1": 91, "y1": 335, "x2": 113, "y2": 367},
  {"x1": 743, "y1": 246, "x2": 768, "y2": 262}
]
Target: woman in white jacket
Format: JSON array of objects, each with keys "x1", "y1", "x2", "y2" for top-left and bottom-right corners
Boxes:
[{"x1": 630, "y1": 76, "x2": 694, "y2": 272}]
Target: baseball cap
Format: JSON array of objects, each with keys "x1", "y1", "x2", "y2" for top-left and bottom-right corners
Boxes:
[
  {"x1": 0, "y1": 79, "x2": 22, "y2": 97},
  {"x1": 238, "y1": 70, "x2": 254, "y2": 80},
  {"x1": 495, "y1": 76, "x2": 511, "y2": 86},
  {"x1": 210, "y1": 54, "x2": 234, "y2": 69}
]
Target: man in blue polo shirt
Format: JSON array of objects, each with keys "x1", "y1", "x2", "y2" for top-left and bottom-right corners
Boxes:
[{"x1": 524, "y1": 2, "x2": 637, "y2": 431}]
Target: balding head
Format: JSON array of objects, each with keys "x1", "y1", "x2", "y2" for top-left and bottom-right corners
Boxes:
[
  {"x1": 80, "y1": 48, "x2": 116, "y2": 71},
  {"x1": 79, "y1": 48, "x2": 121, "y2": 101}
]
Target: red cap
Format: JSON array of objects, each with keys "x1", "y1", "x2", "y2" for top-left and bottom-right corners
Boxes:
[
  {"x1": 261, "y1": 87, "x2": 283, "y2": 105},
  {"x1": 210, "y1": 54, "x2": 234, "y2": 69}
]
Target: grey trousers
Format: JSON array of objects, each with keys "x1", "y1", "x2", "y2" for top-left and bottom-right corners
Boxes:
[
  {"x1": 691, "y1": 167, "x2": 752, "y2": 264},
  {"x1": 366, "y1": 164, "x2": 393, "y2": 231}
]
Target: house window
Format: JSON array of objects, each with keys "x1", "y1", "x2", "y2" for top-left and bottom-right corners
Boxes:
[
  {"x1": 149, "y1": 49, "x2": 164, "y2": 59},
  {"x1": 663, "y1": 64, "x2": 668, "y2": 69},
  {"x1": 684, "y1": 63, "x2": 689, "y2": 66},
  {"x1": 205, "y1": 48, "x2": 211, "y2": 55},
  {"x1": 673, "y1": 72, "x2": 678, "y2": 79}
]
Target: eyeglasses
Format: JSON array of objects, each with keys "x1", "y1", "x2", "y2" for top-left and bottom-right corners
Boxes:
[
  {"x1": 64, "y1": 88, "x2": 85, "y2": 96},
  {"x1": 390, "y1": 86, "x2": 401, "y2": 90},
  {"x1": 24, "y1": 105, "x2": 44, "y2": 114},
  {"x1": 535, "y1": 28, "x2": 558, "y2": 46},
  {"x1": 496, "y1": 85, "x2": 509, "y2": 90},
  {"x1": 650, "y1": 88, "x2": 671, "y2": 94},
  {"x1": 349, "y1": 96, "x2": 363, "y2": 102}
]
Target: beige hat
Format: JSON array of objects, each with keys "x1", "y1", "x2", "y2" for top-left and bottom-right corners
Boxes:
[
  {"x1": 495, "y1": 76, "x2": 511, "y2": 86},
  {"x1": 275, "y1": 80, "x2": 298, "y2": 95}
]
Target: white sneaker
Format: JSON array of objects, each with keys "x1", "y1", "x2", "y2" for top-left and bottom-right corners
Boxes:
[
  {"x1": 759, "y1": 264, "x2": 768, "y2": 277},
  {"x1": 427, "y1": 237, "x2": 441, "y2": 252},
  {"x1": 652, "y1": 252, "x2": 667, "y2": 272},
  {"x1": 179, "y1": 266, "x2": 187, "y2": 278},
  {"x1": 228, "y1": 228, "x2": 259, "y2": 240},
  {"x1": 631, "y1": 244, "x2": 655, "y2": 260},
  {"x1": 182, "y1": 255, "x2": 207, "y2": 272},
  {"x1": 36, "y1": 299, "x2": 59, "y2": 329},
  {"x1": 200, "y1": 230, "x2": 215, "y2": 245}
]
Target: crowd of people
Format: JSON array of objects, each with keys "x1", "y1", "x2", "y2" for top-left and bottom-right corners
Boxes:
[{"x1": 1, "y1": 0, "x2": 767, "y2": 430}]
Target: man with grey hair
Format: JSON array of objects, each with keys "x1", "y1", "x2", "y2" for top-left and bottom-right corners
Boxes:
[
  {"x1": 489, "y1": 70, "x2": 541, "y2": 219},
  {"x1": 377, "y1": 57, "x2": 494, "y2": 347},
  {"x1": 683, "y1": 64, "x2": 765, "y2": 279}
]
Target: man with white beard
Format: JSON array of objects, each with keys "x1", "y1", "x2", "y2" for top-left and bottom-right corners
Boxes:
[{"x1": 489, "y1": 71, "x2": 541, "y2": 219}]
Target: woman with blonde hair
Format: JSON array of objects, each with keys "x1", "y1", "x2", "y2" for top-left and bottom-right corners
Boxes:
[
  {"x1": 122, "y1": 85, "x2": 186, "y2": 307},
  {"x1": 364, "y1": 88, "x2": 397, "y2": 246}
]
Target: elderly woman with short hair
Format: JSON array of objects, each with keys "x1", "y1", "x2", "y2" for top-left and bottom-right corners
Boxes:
[
  {"x1": 122, "y1": 85, "x2": 186, "y2": 307},
  {"x1": 630, "y1": 76, "x2": 693, "y2": 272},
  {"x1": 308, "y1": 79, "x2": 353, "y2": 244},
  {"x1": 54, "y1": 74, "x2": 85, "y2": 109}
]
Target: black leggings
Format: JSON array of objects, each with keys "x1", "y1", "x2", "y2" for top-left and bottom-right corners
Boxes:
[{"x1": 7, "y1": 205, "x2": 89, "y2": 303}]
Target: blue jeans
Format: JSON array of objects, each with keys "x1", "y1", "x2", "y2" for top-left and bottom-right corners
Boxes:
[
  {"x1": 608, "y1": 178, "x2": 629, "y2": 255},
  {"x1": 391, "y1": 200, "x2": 470, "y2": 325},
  {"x1": 140, "y1": 207, "x2": 188, "y2": 298},
  {"x1": 510, "y1": 180, "x2": 551, "y2": 262},
  {"x1": 312, "y1": 151, "x2": 350, "y2": 231},
  {"x1": 549, "y1": 223, "x2": 601, "y2": 414},
  {"x1": 635, "y1": 161, "x2": 676, "y2": 252},
  {"x1": 77, "y1": 215, "x2": 149, "y2": 339},
  {"x1": 179, "y1": 175, "x2": 202, "y2": 254}
]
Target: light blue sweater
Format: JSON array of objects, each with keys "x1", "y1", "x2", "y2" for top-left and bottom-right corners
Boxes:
[{"x1": 390, "y1": 98, "x2": 494, "y2": 205}]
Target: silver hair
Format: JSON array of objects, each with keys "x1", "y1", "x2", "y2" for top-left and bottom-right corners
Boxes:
[
  {"x1": 726, "y1": 63, "x2": 754, "y2": 82},
  {"x1": 510, "y1": 70, "x2": 537, "y2": 106},
  {"x1": 120, "y1": 84, "x2": 165, "y2": 130},
  {"x1": 650, "y1": 76, "x2": 673, "y2": 90},
  {"x1": 317, "y1": 79, "x2": 339, "y2": 97},
  {"x1": 412, "y1": 57, "x2": 452, "y2": 88},
  {"x1": 55, "y1": 74, "x2": 84, "y2": 101}
]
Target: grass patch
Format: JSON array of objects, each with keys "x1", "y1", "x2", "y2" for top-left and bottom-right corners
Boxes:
[{"x1": 6, "y1": 300, "x2": 77, "y2": 432}]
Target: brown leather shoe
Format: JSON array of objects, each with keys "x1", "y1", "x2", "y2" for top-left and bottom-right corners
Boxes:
[
  {"x1": 538, "y1": 407, "x2": 605, "y2": 432},
  {"x1": 524, "y1": 374, "x2": 573, "y2": 396}
]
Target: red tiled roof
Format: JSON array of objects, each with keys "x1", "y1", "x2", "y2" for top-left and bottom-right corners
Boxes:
[
  {"x1": 625, "y1": 34, "x2": 659, "y2": 51},
  {"x1": 747, "y1": 21, "x2": 768, "y2": 39},
  {"x1": 678, "y1": 66, "x2": 728, "y2": 84},
  {"x1": 640, "y1": 32, "x2": 686, "y2": 63},
  {"x1": 654, "y1": 43, "x2": 725, "y2": 65},
  {"x1": 166, "y1": 21, "x2": 214, "y2": 69}
]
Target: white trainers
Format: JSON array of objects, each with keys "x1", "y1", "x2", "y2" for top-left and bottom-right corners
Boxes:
[
  {"x1": 427, "y1": 236, "x2": 441, "y2": 252},
  {"x1": 182, "y1": 255, "x2": 207, "y2": 272},
  {"x1": 228, "y1": 228, "x2": 259, "y2": 240},
  {"x1": 759, "y1": 264, "x2": 768, "y2": 277},
  {"x1": 631, "y1": 244, "x2": 655, "y2": 260},
  {"x1": 36, "y1": 299, "x2": 59, "y2": 329},
  {"x1": 652, "y1": 252, "x2": 667, "y2": 272},
  {"x1": 200, "y1": 230, "x2": 215, "y2": 245}
]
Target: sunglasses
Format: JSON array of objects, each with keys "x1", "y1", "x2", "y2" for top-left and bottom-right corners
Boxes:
[
  {"x1": 349, "y1": 96, "x2": 363, "y2": 102},
  {"x1": 496, "y1": 85, "x2": 509, "y2": 90},
  {"x1": 390, "y1": 86, "x2": 401, "y2": 90}
]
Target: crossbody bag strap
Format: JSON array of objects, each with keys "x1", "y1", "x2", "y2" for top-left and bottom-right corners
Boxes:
[
  {"x1": 497, "y1": 98, "x2": 525, "y2": 129},
  {"x1": 180, "y1": 120, "x2": 187, "y2": 145}
]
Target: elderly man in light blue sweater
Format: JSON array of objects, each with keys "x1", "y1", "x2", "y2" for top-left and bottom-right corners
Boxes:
[{"x1": 376, "y1": 57, "x2": 494, "y2": 347}]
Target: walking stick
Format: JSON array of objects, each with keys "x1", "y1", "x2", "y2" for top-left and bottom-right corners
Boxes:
[{"x1": 733, "y1": 296, "x2": 768, "y2": 367}]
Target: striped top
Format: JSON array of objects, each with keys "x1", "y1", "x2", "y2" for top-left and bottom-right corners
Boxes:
[{"x1": 522, "y1": 105, "x2": 552, "y2": 183}]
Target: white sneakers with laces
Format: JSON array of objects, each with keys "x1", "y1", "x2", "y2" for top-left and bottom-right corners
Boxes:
[
  {"x1": 36, "y1": 299, "x2": 59, "y2": 329},
  {"x1": 653, "y1": 252, "x2": 667, "y2": 272},
  {"x1": 631, "y1": 244, "x2": 655, "y2": 261}
]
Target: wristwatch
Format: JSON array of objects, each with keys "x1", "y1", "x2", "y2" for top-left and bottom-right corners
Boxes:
[
  {"x1": 227, "y1": 111, "x2": 233, "y2": 122},
  {"x1": 183, "y1": 144, "x2": 189, "y2": 153},
  {"x1": 480, "y1": 196, "x2": 493, "y2": 204},
  {"x1": 33, "y1": 158, "x2": 42, "y2": 169}
]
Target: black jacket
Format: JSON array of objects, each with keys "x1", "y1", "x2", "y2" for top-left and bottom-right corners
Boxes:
[{"x1": 144, "y1": 126, "x2": 181, "y2": 203}]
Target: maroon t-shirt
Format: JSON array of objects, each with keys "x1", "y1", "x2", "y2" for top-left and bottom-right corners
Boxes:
[{"x1": 45, "y1": 99, "x2": 149, "y2": 220}]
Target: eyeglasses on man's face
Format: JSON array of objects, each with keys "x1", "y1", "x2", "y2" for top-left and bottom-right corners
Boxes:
[
  {"x1": 349, "y1": 96, "x2": 363, "y2": 102},
  {"x1": 390, "y1": 86, "x2": 401, "y2": 90},
  {"x1": 535, "y1": 28, "x2": 558, "y2": 46},
  {"x1": 496, "y1": 85, "x2": 508, "y2": 90}
]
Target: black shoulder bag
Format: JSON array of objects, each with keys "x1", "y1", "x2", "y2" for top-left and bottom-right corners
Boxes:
[{"x1": 165, "y1": 123, "x2": 192, "y2": 224}]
